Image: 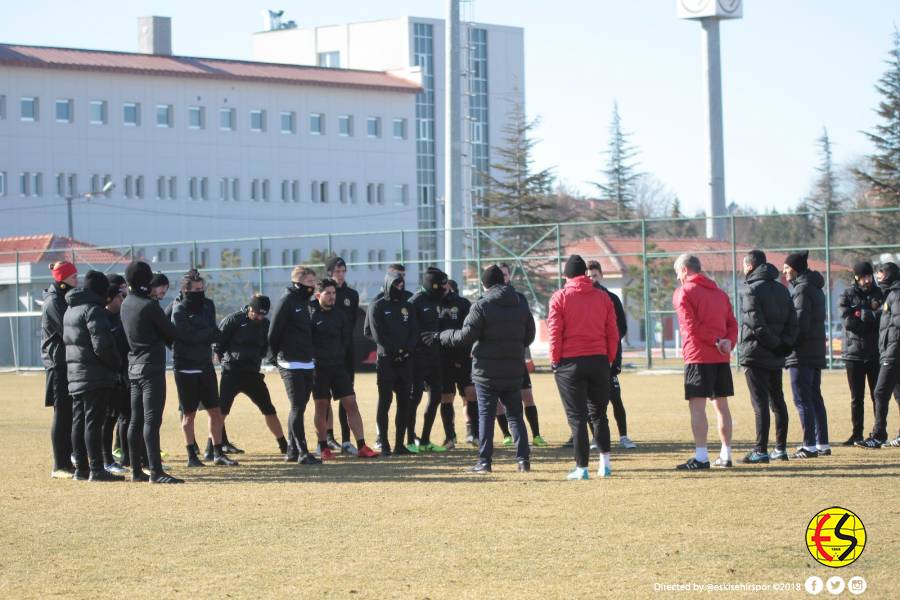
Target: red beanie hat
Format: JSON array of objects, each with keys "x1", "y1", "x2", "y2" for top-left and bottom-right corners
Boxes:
[{"x1": 50, "y1": 261, "x2": 77, "y2": 282}]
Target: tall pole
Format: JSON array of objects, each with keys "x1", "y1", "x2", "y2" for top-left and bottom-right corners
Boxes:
[
  {"x1": 701, "y1": 18, "x2": 726, "y2": 240},
  {"x1": 443, "y1": 0, "x2": 462, "y2": 278},
  {"x1": 66, "y1": 197, "x2": 74, "y2": 240}
]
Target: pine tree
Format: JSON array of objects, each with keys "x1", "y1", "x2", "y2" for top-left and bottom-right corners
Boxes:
[
  {"x1": 853, "y1": 30, "x2": 900, "y2": 245},
  {"x1": 806, "y1": 127, "x2": 844, "y2": 235},
  {"x1": 593, "y1": 102, "x2": 641, "y2": 233}
]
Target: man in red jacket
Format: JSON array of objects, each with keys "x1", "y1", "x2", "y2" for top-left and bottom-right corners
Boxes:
[
  {"x1": 672, "y1": 254, "x2": 738, "y2": 471},
  {"x1": 548, "y1": 255, "x2": 619, "y2": 480}
]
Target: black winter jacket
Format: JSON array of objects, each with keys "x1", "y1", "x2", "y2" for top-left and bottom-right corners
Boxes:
[
  {"x1": 840, "y1": 283, "x2": 884, "y2": 363},
  {"x1": 215, "y1": 308, "x2": 269, "y2": 373},
  {"x1": 268, "y1": 286, "x2": 315, "y2": 364},
  {"x1": 169, "y1": 295, "x2": 218, "y2": 371},
  {"x1": 121, "y1": 292, "x2": 179, "y2": 378},
  {"x1": 410, "y1": 289, "x2": 443, "y2": 364},
  {"x1": 786, "y1": 270, "x2": 827, "y2": 369},
  {"x1": 877, "y1": 279, "x2": 900, "y2": 366},
  {"x1": 738, "y1": 263, "x2": 799, "y2": 370},
  {"x1": 439, "y1": 284, "x2": 535, "y2": 391},
  {"x1": 595, "y1": 283, "x2": 627, "y2": 374},
  {"x1": 107, "y1": 311, "x2": 130, "y2": 380},
  {"x1": 41, "y1": 283, "x2": 70, "y2": 370},
  {"x1": 63, "y1": 288, "x2": 121, "y2": 394},
  {"x1": 366, "y1": 273, "x2": 418, "y2": 358},
  {"x1": 438, "y1": 292, "x2": 472, "y2": 362},
  {"x1": 311, "y1": 306, "x2": 352, "y2": 367}
]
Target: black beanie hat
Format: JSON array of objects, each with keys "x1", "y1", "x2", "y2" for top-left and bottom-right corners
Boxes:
[
  {"x1": 105, "y1": 282, "x2": 123, "y2": 303},
  {"x1": 853, "y1": 261, "x2": 874, "y2": 278},
  {"x1": 424, "y1": 268, "x2": 448, "y2": 289},
  {"x1": 150, "y1": 272, "x2": 169, "y2": 288},
  {"x1": 481, "y1": 265, "x2": 505, "y2": 289},
  {"x1": 564, "y1": 254, "x2": 587, "y2": 278},
  {"x1": 125, "y1": 261, "x2": 153, "y2": 293},
  {"x1": 84, "y1": 270, "x2": 109, "y2": 299},
  {"x1": 248, "y1": 294, "x2": 271, "y2": 315},
  {"x1": 878, "y1": 262, "x2": 899, "y2": 285},
  {"x1": 784, "y1": 251, "x2": 809, "y2": 274},
  {"x1": 108, "y1": 274, "x2": 126, "y2": 288},
  {"x1": 324, "y1": 255, "x2": 346, "y2": 274}
]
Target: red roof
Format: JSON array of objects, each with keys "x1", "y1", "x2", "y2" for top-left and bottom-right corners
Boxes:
[
  {"x1": 0, "y1": 44, "x2": 421, "y2": 93},
  {"x1": 0, "y1": 234, "x2": 127, "y2": 266}
]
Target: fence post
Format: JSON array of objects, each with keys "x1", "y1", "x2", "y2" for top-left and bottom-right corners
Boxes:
[
  {"x1": 555, "y1": 223, "x2": 563, "y2": 289},
  {"x1": 192, "y1": 240, "x2": 199, "y2": 269},
  {"x1": 400, "y1": 230, "x2": 406, "y2": 266},
  {"x1": 14, "y1": 251, "x2": 20, "y2": 373},
  {"x1": 824, "y1": 210, "x2": 834, "y2": 369},
  {"x1": 327, "y1": 233, "x2": 333, "y2": 257},
  {"x1": 730, "y1": 215, "x2": 740, "y2": 369},
  {"x1": 641, "y1": 219, "x2": 652, "y2": 369},
  {"x1": 475, "y1": 229, "x2": 482, "y2": 282},
  {"x1": 257, "y1": 238, "x2": 265, "y2": 292}
]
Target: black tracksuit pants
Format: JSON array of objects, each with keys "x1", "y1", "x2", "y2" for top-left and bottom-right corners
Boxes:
[
  {"x1": 72, "y1": 387, "x2": 111, "y2": 474},
  {"x1": 871, "y1": 362, "x2": 900, "y2": 441},
  {"x1": 744, "y1": 366, "x2": 789, "y2": 453},
  {"x1": 279, "y1": 368, "x2": 314, "y2": 455},
  {"x1": 376, "y1": 356, "x2": 412, "y2": 451},
  {"x1": 46, "y1": 367, "x2": 73, "y2": 472},
  {"x1": 411, "y1": 359, "x2": 442, "y2": 444},
  {"x1": 845, "y1": 360, "x2": 879, "y2": 440},
  {"x1": 554, "y1": 355, "x2": 611, "y2": 467},
  {"x1": 128, "y1": 372, "x2": 167, "y2": 476},
  {"x1": 609, "y1": 374, "x2": 627, "y2": 437}
]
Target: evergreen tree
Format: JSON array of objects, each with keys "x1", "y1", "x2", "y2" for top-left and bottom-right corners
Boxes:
[
  {"x1": 594, "y1": 102, "x2": 641, "y2": 233},
  {"x1": 806, "y1": 127, "x2": 844, "y2": 235}
]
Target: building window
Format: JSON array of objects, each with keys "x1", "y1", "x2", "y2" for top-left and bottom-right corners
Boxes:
[
  {"x1": 311, "y1": 181, "x2": 320, "y2": 203},
  {"x1": 262, "y1": 179, "x2": 270, "y2": 202},
  {"x1": 220, "y1": 178, "x2": 229, "y2": 201},
  {"x1": 394, "y1": 184, "x2": 409, "y2": 205},
  {"x1": 338, "y1": 115, "x2": 352, "y2": 136},
  {"x1": 392, "y1": 118, "x2": 407, "y2": 139},
  {"x1": 67, "y1": 174, "x2": 78, "y2": 197},
  {"x1": 368, "y1": 250, "x2": 376, "y2": 270},
  {"x1": 319, "y1": 181, "x2": 328, "y2": 203},
  {"x1": 339, "y1": 182, "x2": 347, "y2": 204},
  {"x1": 169, "y1": 248, "x2": 178, "y2": 263},
  {"x1": 377, "y1": 183, "x2": 385, "y2": 204},
  {"x1": 0, "y1": 171, "x2": 6, "y2": 196},
  {"x1": 349, "y1": 182, "x2": 357, "y2": 204},
  {"x1": 378, "y1": 250, "x2": 386, "y2": 269},
  {"x1": 250, "y1": 109, "x2": 266, "y2": 132},
  {"x1": 350, "y1": 249, "x2": 358, "y2": 267},
  {"x1": 89, "y1": 100, "x2": 107, "y2": 125},
  {"x1": 367, "y1": 183, "x2": 375, "y2": 205},
  {"x1": 317, "y1": 51, "x2": 340, "y2": 68},
  {"x1": 251, "y1": 179, "x2": 260, "y2": 202},
  {"x1": 156, "y1": 249, "x2": 167, "y2": 264},
  {"x1": 220, "y1": 108, "x2": 235, "y2": 131},
  {"x1": 309, "y1": 113, "x2": 324, "y2": 135},
  {"x1": 20, "y1": 97, "x2": 38, "y2": 121},
  {"x1": 124, "y1": 175, "x2": 133, "y2": 198},
  {"x1": 200, "y1": 177, "x2": 209, "y2": 200},
  {"x1": 55, "y1": 99, "x2": 73, "y2": 123},
  {"x1": 188, "y1": 106, "x2": 205, "y2": 129},
  {"x1": 123, "y1": 102, "x2": 140, "y2": 126},
  {"x1": 252, "y1": 249, "x2": 260, "y2": 267},
  {"x1": 189, "y1": 177, "x2": 198, "y2": 200},
  {"x1": 200, "y1": 249, "x2": 209, "y2": 268},
  {"x1": 156, "y1": 176, "x2": 165, "y2": 199},
  {"x1": 292, "y1": 180, "x2": 300, "y2": 202},
  {"x1": 135, "y1": 176, "x2": 144, "y2": 199},
  {"x1": 280, "y1": 111, "x2": 295, "y2": 134},
  {"x1": 19, "y1": 172, "x2": 29, "y2": 196},
  {"x1": 367, "y1": 117, "x2": 381, "y2": 138},
  {"x1": 232, "y1": 178, "x2": 240, "y2": 201},
  {"x1": 102, "y1": 175, "x2": 112, "y2": 196},
  {"x1": 0, "y1": 94, "x2": 5, "y2": 120},
  {"x1": 292, "y1": 249, "x2": 302, "y2": 264},
  {"x1": 156, "y1": 104, "x2": 173, "y2": 128},
  {"x1": 90, "y1": 174, "x2": 101, "y2": 194},
  {"x1": 168, "y1": 177, "x2": 177, "y2": 198}
]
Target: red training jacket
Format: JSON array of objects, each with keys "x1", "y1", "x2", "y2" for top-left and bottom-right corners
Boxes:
[
  {"x1": 547, "y1": 275, "x2": 619, "y2": 365},
  {"x1": 672, "y1": 272, "x2": 738, "y2": 364}
]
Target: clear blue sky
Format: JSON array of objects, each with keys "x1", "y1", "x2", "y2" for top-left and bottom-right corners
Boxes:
[{"x1": 1, "y1": 0, "x2": 897, "y2": 215}]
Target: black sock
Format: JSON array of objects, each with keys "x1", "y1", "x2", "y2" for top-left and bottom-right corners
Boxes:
[
  {"x1": 187, "y1": 444, "x2": 199, "y2": 459},
  {"x1": 319, "y1": 440, "x2": 328, "y2": 451},
  {"x1": 466, "y1": 421, "x2": 473, "y2": 437},
  {"x1": 440, "y1": 403, "x2": 455, "y2": 441},
  {"x1": 298, "y1": 441, "x2": 309, "y2": 455},
  {"x1": 221, "y1": 424, "x2": 230, "y2": 446},
  {"x1": 327, "y1": 429, "x2": 336, "y2": 443},
  {"x1": 205, "y1": 438, "x2": 214, "y2": 455},
  {"x1": 525, "y1": 405, "x2": 541, "y2": 438},
  {"x1": 466, "y1": 402, "x2": 479, "y2": 437},
  {"x1": 277, "y1": 436, "x2": 288, "y2": 454},
  {"x1": 497, "y1": 414, "x2": 511, "y2": 437},
  {"x1": 213, "y1": 443, "x2": 224, "y2": 458},
  {"x1": 357, "y1": 438, "x2": 365, "y2": 449}
]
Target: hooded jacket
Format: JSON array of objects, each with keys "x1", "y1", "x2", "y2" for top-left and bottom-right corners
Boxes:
[
  {"x1": 120, "y1": 290, "x2": 179, "y2": 378},
  {"x1": 107, "y1": 310, "x2": 130, "y2": 379},
  {"x1": 440, "y1": 284, "x2": 535, "y2": 391},
  {"x1": 365, "y1": 272, "x2": 418, "y2": 358},
  {"x1": 548, "y1": 275, "x2": 619, "y2": 365},
  {"x1": 215, "y1": 307, "x2": 269, "y2": 373},
  {"x1": 840, "y1": 282, "x2": 884, "y2": 363},
  {"x1": 311, "y1": 304, "x2": 353, "y2": 367},
  {"x1": 438, "y1": 291, "x2": 472, "y2": 362},
  {"x1": 594, "y1": 283, "x2": 627, "y2": 373},
  {"x1": 785, "y1": 270, "x2": 827, "y2": 369},
  {"x1": 169, "y1": 295, "x2": 219, "y2": 371},
  {"x1": 41, "y1": 283, "x2": 70, "y2": 370},
  {"x1": 877, "y1": 278, "x2": 900, "y2": 365},
  {"x1": 410, "y1": 287, "x2": 444, "y2": 364},
  {"x1": 673, "y1": 272, "x2": 738, "y2": 365},
  {"x1": 268, "y1": 285, "x2": 315, "y2": 364},
  {"x1": 63, "y1": 288, "x2": 121, "y2": 394},
  {"x1": 738, "y1": 263, "x2": 798, "y2": 370}
]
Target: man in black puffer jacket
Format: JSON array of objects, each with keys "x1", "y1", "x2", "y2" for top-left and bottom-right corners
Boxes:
[
  {"x1": 269, "y1": 266, "x2": 321, "y2": 465},
  {"x1": 439, "y1": 265, "x2": 536, "y2": 473},
  {"x1": 169, "y1": 269, "x2": 236, "y2": 468},
  {"x1": 438, "y1": 281, "x2": 476, "y2": 445},
  {"x1": 215, "y1": 294, "x2": 287, "y2": 455},
  {"x1": 738, "y1": 251, "x2": 798, "y2": 463},
  {"x1": 859, "y1": 262, "x2": 900, "y2": 447},
  {"x1": 121, "y1": 261, "x2": 183, "y2": 484},
  {"x1": 64, "y1": 270, "x2": 122, "y2": 482},
  {"x1": 839, "y1": 261, "x2": 884, "y2": 446},
  {"x1": 783, "y1": 251, "x2": 829, "y2": 458}
]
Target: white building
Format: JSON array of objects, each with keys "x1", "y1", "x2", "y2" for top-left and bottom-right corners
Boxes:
[
  {"x1": 252, "y1": 14, "x2": 526, "y2": 265},
  {"x1": 0, "y1": 17, "x2": 422, "y2": 301}
]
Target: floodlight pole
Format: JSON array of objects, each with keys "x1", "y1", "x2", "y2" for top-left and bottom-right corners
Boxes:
[{"x1": 443, "y1": 0, "x2": 462, "y2": 278}]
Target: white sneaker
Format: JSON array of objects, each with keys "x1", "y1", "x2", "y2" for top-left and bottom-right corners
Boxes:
[
  {"x1": 589, "y1": 440, "x2": 598, "y2": 451},
  {"x1": 598, "y1": 465, "x2": 612, "y2": 478},
  {"x1": 327, "y1": 439, "x2": 342, "y2": 451},
  {"x1": 566, "y1": 467, "x2": 589, "y2": 480},
  {"x1": 373, "y1": 439, "x2": 382, "y2": 450},
  {"x1": 619, "y1": 436, "x2": 637, "y2": 449},
  {"x1": 341, "y1": 442, "x2": 358, "y2": 456}
]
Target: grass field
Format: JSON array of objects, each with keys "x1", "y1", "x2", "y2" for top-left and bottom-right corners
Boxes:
[{"x1": 0, "y1": 369, "x2": 898, "y2": 599}]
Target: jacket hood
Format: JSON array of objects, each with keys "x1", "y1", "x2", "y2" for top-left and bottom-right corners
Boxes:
[
  {"x1": 383, "y1": 271, "x2": 405, "y2": 300},
  {"x1": 65, "y1": 287, "x2": 105, "y2": 308},
  {"x1": 796, "y1": 270, "x2": 825, "y2": 289},
  {"x1": 685, "y1": 272, "x2": 718, "y2": 290},
  {"x1": 566, "y1": 275, "x2": 597, "y2": 294},
  {"x1": 885, "y1": 278, "x2": 900, "y2": 293},
  {"x1": 746, "y1": 263, "x2": 779, "y2": 284},
  {"x1": 483, "y1": 284, "x2": 519, "y2": 307}
]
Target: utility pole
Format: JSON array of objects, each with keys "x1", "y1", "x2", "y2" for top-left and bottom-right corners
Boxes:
[{"x1": 443, "y1": 0, "x2": 463, "y2": 278}]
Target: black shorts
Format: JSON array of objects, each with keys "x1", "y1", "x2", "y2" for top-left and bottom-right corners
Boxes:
[
  {"x1": 44, "y1": 367, "x2": 70, "y2": 408},
  {"x1": 684, "y1": 363, "x2": 734, "y2": 400},
  {"x1": 219, "y1": 370, "x2": 277, "y2": 416},
  {"x1": 314, "y1": 364, "x2": 354, "y2": 400},
  {"x1": 522, "y1": 368, "x2": 532, "y2": 390},
  {"x1": 441, "y1": 356, "x2": 473, "y2": 395},
  {"x1": 413, "y1": 360, "x2": 443, "y2": 398},
  {"x1": 174, "y1": 369, "x2": 220, "y2": 413}
]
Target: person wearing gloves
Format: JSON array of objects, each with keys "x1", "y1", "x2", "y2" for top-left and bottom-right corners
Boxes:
[
  {"x1": 42, "y1": 261, "x2": 78, "y2": 479},
  {"x1": 366, "y1": 271, "x2": 418, "y2": 455},
  {"x1": 63, "y1": 270, "x2": 123, "y2": 481},
  {"x1": 102, "y1": 277, "x2": 134, "y2": 475}
]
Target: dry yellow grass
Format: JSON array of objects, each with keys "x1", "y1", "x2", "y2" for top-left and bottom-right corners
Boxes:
[{"x1": 0, "y1": 369, "x2": 898, "y2": 599}]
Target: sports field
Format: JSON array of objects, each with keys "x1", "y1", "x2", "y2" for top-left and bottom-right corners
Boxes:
[{"x1": 0, "y1": 370, "x2": 897, "y2": 599}]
